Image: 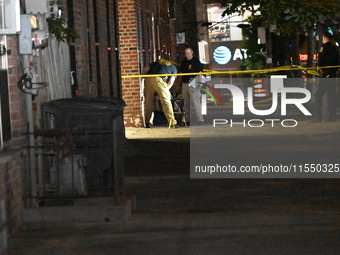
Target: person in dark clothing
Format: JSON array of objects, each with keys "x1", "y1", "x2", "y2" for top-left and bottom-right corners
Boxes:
[
  {"x1": 313, "y1": 32, "x2": 340, "y2": 122},
  {"x1": 177, "y1": 47, "x2": 204, "y2": 125},
  {"x1": 144, "y1": 58, "x2": 178, "y2": 128},
  {"x1": 318, "y1": 32, "x2": 339, "y2": 78}
]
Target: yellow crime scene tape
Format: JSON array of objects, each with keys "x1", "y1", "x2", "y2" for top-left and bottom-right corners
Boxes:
[
  {"x1": 121, "y1": 64, "x2": 340, "y2": 79},
  {"x1": 121, "y1": 62, "x2": 340, "y2": 106}
]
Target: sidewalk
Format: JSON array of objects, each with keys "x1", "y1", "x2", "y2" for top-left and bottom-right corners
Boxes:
[
  {"x1": 9, "y1": 176, "x2": 340, "y2": 255},
  {"x1": 125, "y1": 119, "x2": 340, "y2": 139},
  {"x1": 8, "y1": 120, "x2": 340, "y2": 255},
  {"x1": 125, "y1": 125, "x2": 190, "y2": 140}
]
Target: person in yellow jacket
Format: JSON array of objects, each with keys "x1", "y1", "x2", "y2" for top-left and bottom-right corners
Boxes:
[{"x1": 144, "y1": 59, "x2": 178, "y2": 128}]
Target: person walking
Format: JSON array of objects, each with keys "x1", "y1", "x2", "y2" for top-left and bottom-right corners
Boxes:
[
  {"x1": 144, "y1": 58, "x2": 178, "y2": 128},
  {"x1": 178, "y1": 47, "x2": 204, "y2": 126},
  {"x1": 314, "y1": 32, "x2": 340, "y2": 122}
]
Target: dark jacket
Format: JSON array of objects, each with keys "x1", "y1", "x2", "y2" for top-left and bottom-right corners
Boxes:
[
  {"x1": 179, "y1": 57, "x2": 203, "y2": 83},
  {"x1": 318, "y1": 42, "x2": 340, "y2": 77},
  {"x1": 148, "y1": 61, "x2": 177, "y2": 82}
]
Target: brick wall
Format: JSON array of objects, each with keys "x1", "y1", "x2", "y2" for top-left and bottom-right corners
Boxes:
[
  {"x1": 70, "y1": 0, "x2": 93, "y2": 96},
  {"x1": 117, "y1": 0, "x2": 176, "y2": 127},
  {"x1": 0, "y1": 34, "x2": 26, "y2": 255},
  {"x1": 0, "y1": 151, "x2": 25, "y2": 255},
  {"x1": 6, "y1": 36, "x2": 26, "y2": 148},
  {"x1": 118, "y1": 0, "x2": 142, "y2": 127},
  {"x1": 169, "y1": 19, "x2": 177, "y2": 62},
  {"x1": 69, "y1": 0, "x2": 175, "y2": 127},
  {"x1": 70, "y1": 0, "x2": 120, "y2": 98}
]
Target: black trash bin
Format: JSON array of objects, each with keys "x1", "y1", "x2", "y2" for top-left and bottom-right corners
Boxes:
[{"x1": 41, "y1": 97, "x2": 126, "y2": 197}]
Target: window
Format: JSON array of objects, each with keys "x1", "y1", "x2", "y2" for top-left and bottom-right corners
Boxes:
[{"x1": 0, "y1": 0, "x2": 20, "y2": 35}]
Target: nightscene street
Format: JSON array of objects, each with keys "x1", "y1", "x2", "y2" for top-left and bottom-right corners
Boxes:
[
  {"x1": 1, "y1": 1, "x2": 340, "y2": 254},
  {"x1": 9, "y1": 116, "x2": 340, "y2": 254}
]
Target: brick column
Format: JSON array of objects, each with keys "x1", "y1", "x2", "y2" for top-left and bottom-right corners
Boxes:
[
  {"x1": 169, "y1": 19, "x2": 177, "y2": 62},
  {"x1": 7, "y1": 36, "x2": 26, "y2": 147},
  {"x1": 118, "y1": 0, "x2": 142, "y2": 127},
  {"x1": 0, "y1": 34, "x2": 25, "y2": 254}
]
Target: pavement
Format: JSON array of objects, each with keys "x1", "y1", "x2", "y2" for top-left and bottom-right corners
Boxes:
[{"x1": 8, "y1": 117, "x2": 340, "y2": 255}]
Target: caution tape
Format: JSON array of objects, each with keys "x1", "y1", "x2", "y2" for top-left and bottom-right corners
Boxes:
[{"x1": 121, "y1": 64, "x2": 340, "y2": 79}]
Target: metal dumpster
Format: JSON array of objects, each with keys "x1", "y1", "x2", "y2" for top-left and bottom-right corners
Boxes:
[{"x1": 40, "y1": 97, "x2": 126, "y2": 198}]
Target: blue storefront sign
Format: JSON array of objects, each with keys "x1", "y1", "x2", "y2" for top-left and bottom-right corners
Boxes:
[{"x1": 210, "y1": 41, "x2": 246, "y2": 70}]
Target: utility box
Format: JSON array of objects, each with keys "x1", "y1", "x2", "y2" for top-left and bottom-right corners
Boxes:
[{"x1": 41, "y1": 97, "x2": 126, "y2": 197}]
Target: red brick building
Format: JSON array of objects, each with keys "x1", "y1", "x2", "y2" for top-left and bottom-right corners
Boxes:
[
  {"x1": 0, "y1": 33, "x2": 26, "y2": 255},
  {"x1": 0, "y1": 0, "x2": 195, "y2": 252},
  {"x1": 0, "y1": 0, "x2": 122, "y2": 252},
  {"x1": 118, "y1": 0, "x2": 176, "y2": 127}
]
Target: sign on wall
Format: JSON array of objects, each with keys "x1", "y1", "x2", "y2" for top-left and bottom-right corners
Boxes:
[
  {"x1": 210, "y1": 41, "x2": 246, "y2": 70},
  {"x1": 176, "y1": 32, "x2": 185, "y2": 45}
]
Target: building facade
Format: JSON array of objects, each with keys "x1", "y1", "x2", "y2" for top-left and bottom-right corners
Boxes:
[
  {"x1": 118, "y1": 0, "x2": 176, "y2": 127},
  {"x1": 0, "y1": 0, "x2": 184, "y2": 252},
  {"x1": 0, "y1": 0, "x2": 121, "y2": 253}
]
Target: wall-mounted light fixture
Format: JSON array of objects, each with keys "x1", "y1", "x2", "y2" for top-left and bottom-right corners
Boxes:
[{"x1": 30, "y1": 15, "x2": 39, "y2": 30}]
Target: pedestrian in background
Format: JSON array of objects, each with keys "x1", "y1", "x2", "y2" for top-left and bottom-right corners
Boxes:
[
  {"x1": 144, "y1": 58, "x2": 178, "y2": 128},
  {"x1": 177, "y1": 47, "x2": 204, "y2": 126},
  {"x1": 314, "y1": 32, "x2": 340, "y2": 122}
]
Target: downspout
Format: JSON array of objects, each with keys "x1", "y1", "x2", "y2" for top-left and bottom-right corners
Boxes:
[
  {"x1": 105, "y1": 0, "x2": 114, "y2": 97},
  {"x1": 0, "y1": 96, "x2": 3, "y2": 150},
  {"x1": 156, "y1": 0, "x2": 161, "y2": 58},
  {"x1": 93, "y1": 0, "x2": 102, "y2": 96},
  {"x1": 113, "y1": 0, "x2": 122, "y2": 98},
  {"x1": 23, "y1": 54, "x2": 38, "y2": 207},
  {"x1": 0, "y1": 35, "x2": 6, "y2": 150},
  {"x1": 18, "y1": 13, "x2": 38, "y2": 206},
  {"x1": 86, "y1": 0, "x2": 93, "y2": 83},
  {"x1": 67, "y1": 0, "x2": 78, "y2": 97}
]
